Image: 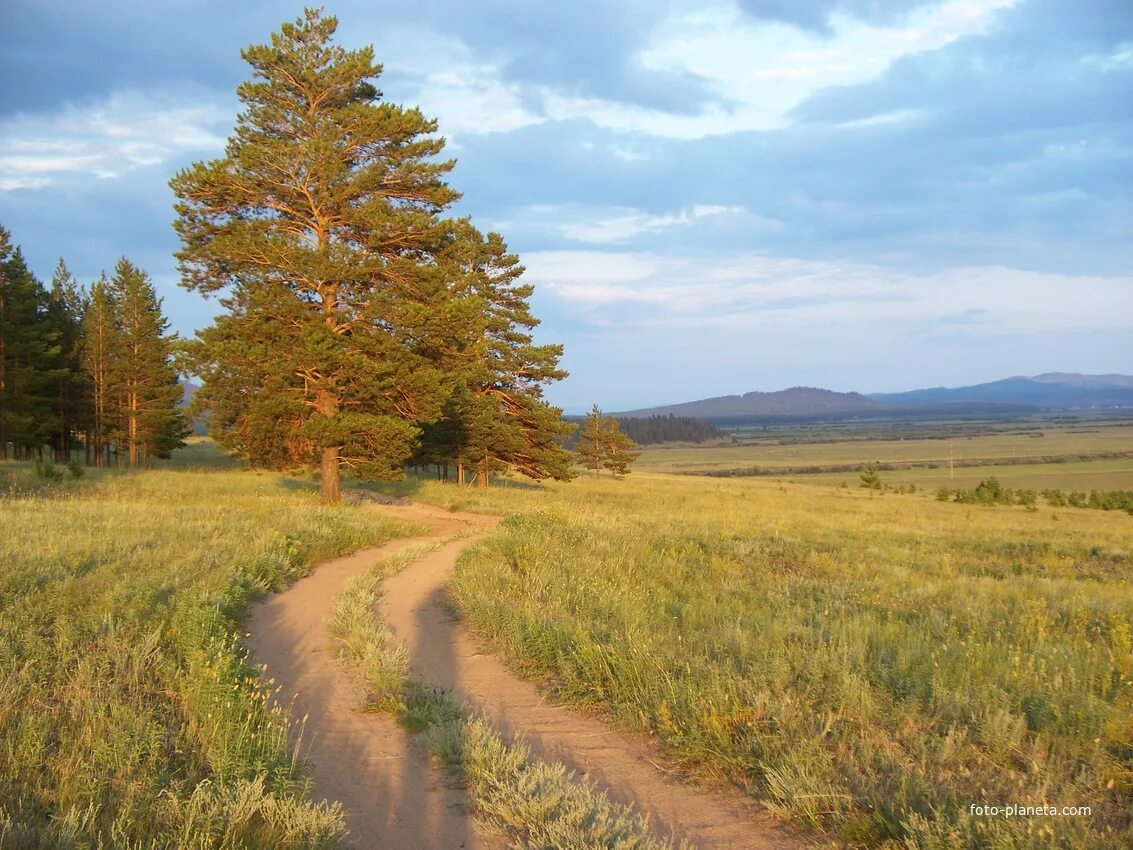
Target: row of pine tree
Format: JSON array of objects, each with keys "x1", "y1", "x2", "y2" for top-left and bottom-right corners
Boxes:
[
  {"x1": 0, "y1": 225, "x2": 187, "y2": 467},
  {"x1": 597, "y1": 414, "x2": 723, "y2": 446}
]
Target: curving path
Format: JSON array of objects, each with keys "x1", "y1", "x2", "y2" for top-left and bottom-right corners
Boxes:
[{"x1": 247, "y1": 502, "x2": 801, "y2": 849}]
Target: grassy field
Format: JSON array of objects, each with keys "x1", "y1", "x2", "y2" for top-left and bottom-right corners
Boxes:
[
  {"x1": 6, "y1": 431, "x2": 1132, "y2": 849},
  {"x1": 393, "y1": 473, "x2": 1133, "y2": 849},
  {"x1": 0, "y1": 460, "x2": 416, "y2": 847},
  {"x1": 801, "y1": 457, "x2": 1133, "y2": 491},
  {"x1": 635, "y1": 418, "x2": 1133, "y2": 491}
]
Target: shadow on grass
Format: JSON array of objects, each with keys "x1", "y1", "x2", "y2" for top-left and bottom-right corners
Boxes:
[
  {"x1": 273, "y1": 473, "x2": 427, "y2": 501},
  {"x1": 157, "y1": 437, "x2": 243, "y2": 470}
]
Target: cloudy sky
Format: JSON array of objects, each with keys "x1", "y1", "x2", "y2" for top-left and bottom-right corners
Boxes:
[{"x1": 2, "y1": 0, "x2": 1130, "y2": 411}]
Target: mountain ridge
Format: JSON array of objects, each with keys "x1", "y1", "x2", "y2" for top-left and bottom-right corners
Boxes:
[{"x1": 615, "y1": 373, "x2": 1133, "y2": 421}]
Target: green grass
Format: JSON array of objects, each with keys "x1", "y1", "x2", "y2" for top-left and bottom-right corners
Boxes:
[
  {"x1": 0, "y1": 459, "x2": 417, "y2": 848},
  {"x1": 394, "y1": 474, "x2": 1133, "y2": 849}
]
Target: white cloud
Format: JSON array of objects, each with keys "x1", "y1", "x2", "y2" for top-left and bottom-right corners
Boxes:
[
  {"x1": 0, "y1": 90, "x2": 230, "y2": 191},
  {"x1": 559, "y1": 203, "x2": 749, "y2": 243},
  {"x1": 536, "y1": 0, "x2": 1019, "y2": 138},
  {"x1": 525, "y1": 248, "x2": 1133, "y2": 337},
  {"x1": 360, "y1": 25, "x2": 543, "y2": 138},
  {"x1": 399, "y1": 64, "x2": 542, "y2": 138},
  {"x1": 494, "y1": 202, "x2": 774, "y2": 245}
]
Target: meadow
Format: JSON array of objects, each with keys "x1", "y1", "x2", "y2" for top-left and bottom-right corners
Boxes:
[
  {"x1": 635, "y1": 417, "x2": 1133, "y2": 491},
  {"x1": 0, "y1": 460, "x2": 416, "y2": 848},
  {"x1": 4, "y1": 431, "x2": 1132, "y2": 850},
  {"x1": 396, "y1": 472, "x2": 1133, "y2": 849}
]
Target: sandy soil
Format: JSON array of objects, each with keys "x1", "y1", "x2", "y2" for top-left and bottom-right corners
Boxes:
[{"x1": 246, "y1": 502, "x2": 801, "y2": 849}]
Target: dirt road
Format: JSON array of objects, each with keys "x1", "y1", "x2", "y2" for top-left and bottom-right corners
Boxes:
[{"x1": 247, "y1": 502, "x2": 798, "y2": 849}]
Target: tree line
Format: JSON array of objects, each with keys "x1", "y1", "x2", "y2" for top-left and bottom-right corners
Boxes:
[
  {"x1": 0, "y1": 230, "x2": 186, "y2": 467},
  {"x1": 936, "y1": 479, "x2": 1133, "y2": 513},
  {"x1": 612, "y1": 414, "x2": 723, "y2": 446}
]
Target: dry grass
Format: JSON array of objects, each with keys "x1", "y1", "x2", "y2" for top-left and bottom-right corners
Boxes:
[
  {"x1": 634, "y1": 420, "x2": 1133, "y2": 491},
  {"x1": 392, "y1": 473, "x2": 1133, "y2": 849},
  {"x1": 0, "y1": 461, "x2": 417, "y2": 848}
]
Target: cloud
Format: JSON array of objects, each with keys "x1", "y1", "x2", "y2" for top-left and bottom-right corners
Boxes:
[
  {"x1": 550, "y1": 0, "x2": 1021, "y2": 138},
  {"x1": 399, "y1": 0, "x2": 726, "y2": 115},
  {"x1": 450, "y1": 106, "x2": 1131, "y2": 280},
  {"x1": 790, "y1": 0, "x2": 1133, "y2": 130},
  {"x1": 525, "y1": 248, "x2": 1133, "y2": 335},
  {"x1": 734, "y1": 0, "x2": 937, "y2": 34},
  {"x1": 491, "y1": 202, "x2": 767, "y2": 245},
  {"x1": 0, "y1": 90, "x2": 230, "y2": 190},
  {"x1": 0, "y1": 0, "x2": 254, "y2": 113},
  {"x1": 1, "y1": 0, "x2": 1129, "y2": 410}
]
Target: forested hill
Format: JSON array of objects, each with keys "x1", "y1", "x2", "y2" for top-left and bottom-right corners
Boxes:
[
  {"x1": 615, "y1": 415, "x2": 724, "y2": 445},
  {"x1": 564, "y1": 414, "x2": 723, "y2": 446}
]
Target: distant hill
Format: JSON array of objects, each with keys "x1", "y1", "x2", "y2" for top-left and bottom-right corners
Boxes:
[
  {"x1": 615, "y1": 373, "x2": 1133, "y2": 423},
  {"x1": 617, "y1": 387, "x2": 881, "y2": 421},
  {"x1": 180, "y1": 381, "x2": 207, "y2": 435},
  {"x1": 181, "y1": 381, "x2": 199, "y2": 407},
  {"x1": 870, "y1": 373, "x2": 1133, "y2": 409},
  {"x1": 1031, "y1": 372, "x2": 1133, "y2": 388}
]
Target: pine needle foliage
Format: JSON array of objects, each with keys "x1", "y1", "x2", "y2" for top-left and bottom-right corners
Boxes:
[
  {"x1": 0, "y1": 226, "x2": 64, "y2": 458},
  {"x1": 173, "y1": 9, "x2": 485, "y2": 503},
  {"x1": 418, "y1": 222, "x2": 575, "y2": 487},
  {"x1": 108, "y1": 257, "x2": 188, "y2": 467},
  {"x1": 575, "y1": 405, "x2": 640, "y2": 478}
]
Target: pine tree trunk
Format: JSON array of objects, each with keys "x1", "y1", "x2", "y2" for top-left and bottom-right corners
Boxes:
[
  {"x1": 317, "y1": 283, "x2": 342, "y2": 506},
  {"x1": 315, "y1": 388, "x2": 341, "y2": 504},
  {"x1": 321, "y1": 446, "x2": 341, "y2": 505},
  {"x1": 128, "y1": 390, "x2": 139, "y2": 469}
]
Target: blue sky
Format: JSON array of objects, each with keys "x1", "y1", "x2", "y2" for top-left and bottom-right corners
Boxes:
[{"x1": 1, "y1": 0, "x2": 1130, "y2": 412}]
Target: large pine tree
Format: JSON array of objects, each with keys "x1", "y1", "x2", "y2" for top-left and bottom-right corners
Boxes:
[{"x1": 172, "y1": 9, "x2": 465, "y2": 504}]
